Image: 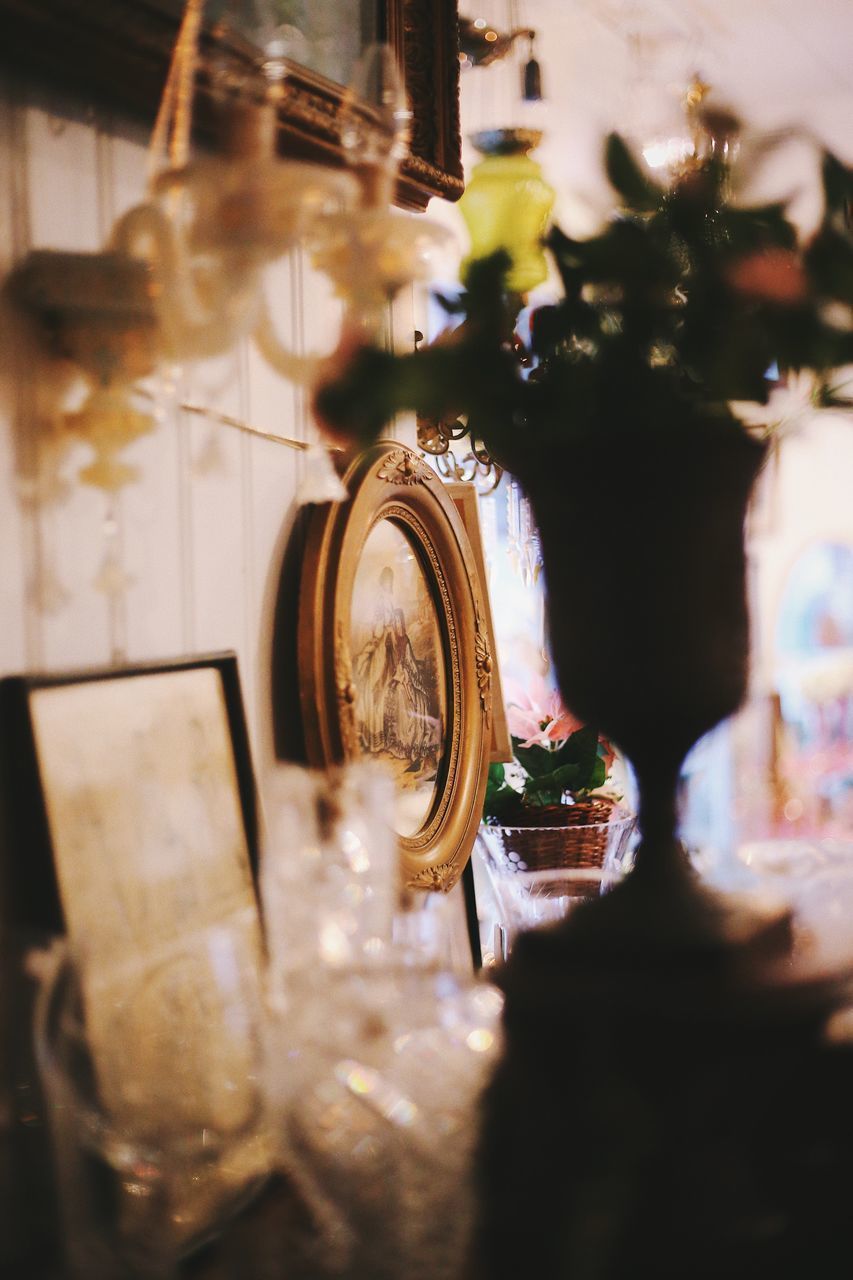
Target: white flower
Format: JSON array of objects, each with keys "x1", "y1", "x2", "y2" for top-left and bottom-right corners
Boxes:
[
  {"x1": 296, "y1": 444, "x2": 348, "y2": 505},
  {"x1": 729, "y1": 371, "x2": 817, "y2": 440}
]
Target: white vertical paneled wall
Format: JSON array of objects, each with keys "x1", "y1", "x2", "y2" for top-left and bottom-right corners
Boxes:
[
  {"x1": 0, "y1": 75, "x2": 423, "y2": 776},
  {"x1": 0, "y1": 80, "x2": 29, "y2": 676}
]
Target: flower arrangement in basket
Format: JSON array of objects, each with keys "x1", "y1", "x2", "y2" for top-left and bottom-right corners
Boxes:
[{"x1": 483, "y1": 677, "x2": 621, "y2": 876}]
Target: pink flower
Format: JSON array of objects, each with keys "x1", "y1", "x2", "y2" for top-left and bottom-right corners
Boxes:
[{"x1": 504, "y1": 674, "x2": 584, "y2": 749}]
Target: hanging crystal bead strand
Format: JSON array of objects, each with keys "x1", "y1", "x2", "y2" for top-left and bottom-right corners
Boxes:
[
  {"x1": 94, "y1": 492, "x2": 131, "y2": 665},
  {"x1": 505, "y1": 476, "x2": 542, "y2": 587}
]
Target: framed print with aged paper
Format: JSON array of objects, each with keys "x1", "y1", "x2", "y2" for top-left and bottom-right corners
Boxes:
[
  {"x1": 298, "y1": 443, "x2": 493, "y2": 890},
  {"x1": 0, "y1": 653, "x2": 267, "y2": 1248},
  {"x1": 0, "y1": 652, "x2": 259, "y2": 940}
]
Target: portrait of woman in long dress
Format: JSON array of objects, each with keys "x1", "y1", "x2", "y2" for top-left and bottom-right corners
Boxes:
[{"x1": 350, "y1": 522, "x2": 446, "y2": 834}]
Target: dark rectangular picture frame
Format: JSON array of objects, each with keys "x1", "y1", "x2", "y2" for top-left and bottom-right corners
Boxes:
[{"x1": 0, "y1": 651, "x2": 258, "y2": 937}]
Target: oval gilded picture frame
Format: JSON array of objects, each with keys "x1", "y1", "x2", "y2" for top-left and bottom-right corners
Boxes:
[{"x1": 298, "y1": 442, "x2": 493, "y2": 890}]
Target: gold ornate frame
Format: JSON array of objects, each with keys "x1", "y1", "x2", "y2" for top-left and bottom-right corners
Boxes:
[
  {"x1": 0, "y1": 0, "x2": 463, "y2": 212},
  {"x1": 444, "y1": 481, "x2": 513, "y2": 765},
  {"x1": 298, "y1": 443, "x2": 492, "y2": 890}
]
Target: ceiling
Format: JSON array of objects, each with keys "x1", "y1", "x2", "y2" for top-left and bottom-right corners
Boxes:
[
  {"x1": 568, "y1": 0, "x2": 852, "y2": 123},
  {"x1": 456, "y1": 0, "x2": 853, "y2": 232}
]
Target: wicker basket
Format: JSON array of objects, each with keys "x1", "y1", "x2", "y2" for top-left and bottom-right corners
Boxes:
[
  {"x1": 489, "y1": 797, "x2": 619, "y2": 873},
  {"x1": 479, "y1": 802, "x2": 636, "y2": 921}
]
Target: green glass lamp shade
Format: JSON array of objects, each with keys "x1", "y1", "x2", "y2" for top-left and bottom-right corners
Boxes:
[{"x1": 459, "y1": 129, "x2": 555, "y2": 295}]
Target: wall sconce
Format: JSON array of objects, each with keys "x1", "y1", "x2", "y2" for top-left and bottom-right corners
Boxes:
[
  {"x1": 458, "y1": 15, "x2": 533, "y2": 67},
  {"x1": 8, "y1": 250, "x2": 160, "y2": 492},
  {"x1": 458, "y1": 13, "x2": 544, "y2": 101},
  {"x1": 7, "y1": 0, "x2": 452, "y2": 493}
]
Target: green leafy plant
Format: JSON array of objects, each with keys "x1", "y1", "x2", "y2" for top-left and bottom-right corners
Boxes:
[
  {"x1": 482, "y1": 679, "x2": 612, "y2": 823},
  {"x1": 313, "y1": 114, "x2": 853, "y2": 459}
]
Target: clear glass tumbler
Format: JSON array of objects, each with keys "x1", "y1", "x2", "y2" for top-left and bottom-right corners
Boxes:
[{"x1": 32, "y1": 926, "x2": 272, "y2": 1279}]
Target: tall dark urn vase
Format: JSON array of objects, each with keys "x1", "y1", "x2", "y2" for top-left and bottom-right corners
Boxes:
[
  {"x1": 529, "y1": 413, "x2": 763, "y2": 911},
  {"x1": 472, "y1": 414, "x2": 853, "y2": 1280}
]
